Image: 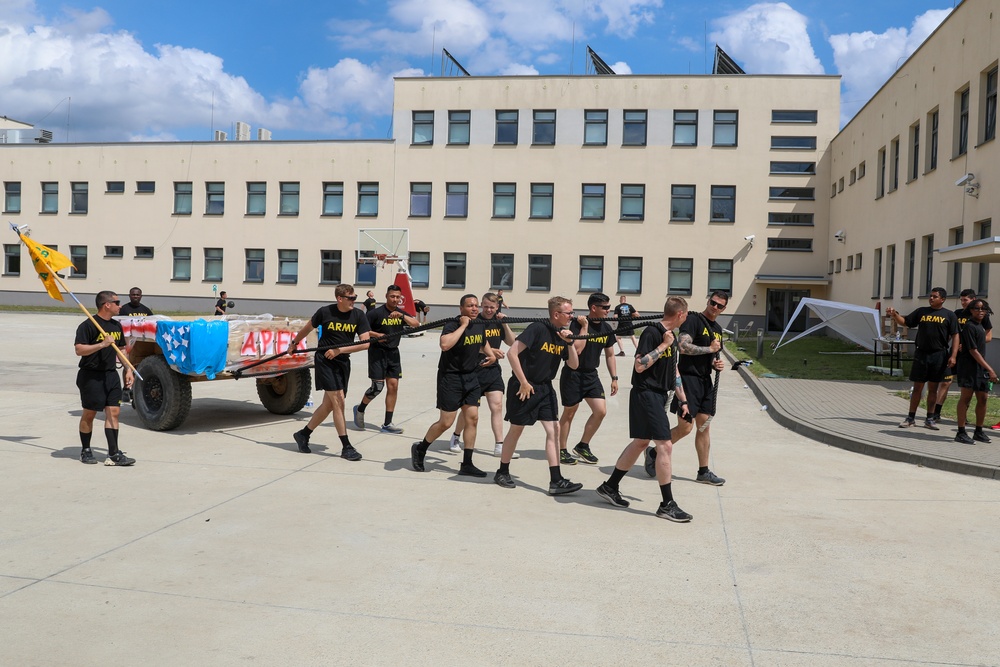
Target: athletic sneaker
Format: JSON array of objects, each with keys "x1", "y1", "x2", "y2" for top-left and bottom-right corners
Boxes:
[
  {"x1": 104, "y1": 451, "x2": 136, "y2": 467},
  {"x1": 449, "y1": 434, "x2": 462, "y2": 453},
  {"x1": 459, "y1": 463, "x2": 488, "y2": 478},
  {"x1": 494, "y1": 471, "x2": 515, "y2": 488},
  {"x1": 616, "y1": 351, "x2": 626, "y2": 357},
  {"x1": 548, "y1": 478, "x2": 584, "y2": 495},
  {"x1": 341, "y1": 445, "x2": 362, "y2": 462},
  {"x1": 696, "y1": 469, "x2": 726, "y2": 486},
  {"x1": 380, "y1": 423, "x2": 403, "y2": 434},
  {"x1": 559, "y1": 449, "x2": 577, "y2": 465},
  {"x1": 293, "y1": 429, "x2": 311, "y2": 454},
  {"x1": 955, "y1": 431, "x2": 975, "y2": 445},
  {"x1": 574, "y1": 444, "x2": 599, "y2": 464},
  {"x1": 596, "y1": 482, "x2": 630, "y2": 508},
  {"x1": 898, "y1": 418, "x2": 916, "y2": 428},
  {"x1": 80, "y1": 448, "x2": 97, "y2": 465},
  {"x1": 973, "y1": 430, "x2": 991, "y2": 443},
  {"x1": 656, "y1": 500, "x2": 693, "y2": 522},
  {"x1": 411, "y1": 442, "x2": 426, "y2": 472},
  {"x1": 353, "y1": 405, "x2": 365, "y2": 429},
  {"x1": 493, "y1": 443, "x2": 519, "y2": 458},
  {"x1": 924, "y1": 418, "x2": 940, "y2": 431},
  {"x1": 644, "y1": 446, "x2": 657, "y2": 478}
]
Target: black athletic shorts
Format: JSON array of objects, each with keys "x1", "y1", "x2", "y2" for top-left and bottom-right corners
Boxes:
[
  {"x1": 629, "y1": 387, "x2": 672, "y2": 440},
  {"x1": 956, "y1": 361, "x2": 990, "y2": 392},
  {"x1": 559, "y1": 367, "x2": 605, "y2": 407},
  {"x1": 77, "y1": 369, "x2": 122, "y2": 411},
  {"x1": 505, "y1": 378, "x2": 558, "y2": 425},
  {"x1": 437, "y1": 371, "x2": 482, "y2": 412},
  {"x1": 671, "y1": 374, "x2": 714, "y2": 416},
  {"x1": 909, "y1": 349, "x2": 949, "y2": 384},
  {"x1": 476, "y1": 364, "x2": 505, "y2": 394},
  {"x1": 315, "y1": 357, "x2": 351, "y2": 394},
  {"x1": 368, "y1": 346, "x2": 402, "y2": 380}
]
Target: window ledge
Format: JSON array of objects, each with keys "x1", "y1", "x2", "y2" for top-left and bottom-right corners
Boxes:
[
  {"x1": 172, "y1": 212, "x2": 192, "y2": 216},
  {"x1": 170, "y1": 278, "x2": 191, "y2": 282},
  {"x1": 277, "y1": 213, "x2": 299, "y2": 217},
  {"x1": 320, "y1": 214, "x2": 344, "y2": 218},
  {"x1": 3, "y1": 211, "x2": 20, "y2": 215}
]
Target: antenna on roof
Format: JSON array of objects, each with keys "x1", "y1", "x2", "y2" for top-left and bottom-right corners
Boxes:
[
  {"x1": 442, "y1": 48, "x2": 471, "y2": 77},
  {"x1": 586, "y1": 46, "x2": 616, "y2": 76},
  {"x1": 712, "y1": 45, "x2": 746, "y2": 75}
]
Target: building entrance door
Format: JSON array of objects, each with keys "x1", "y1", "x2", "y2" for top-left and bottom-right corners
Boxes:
[{"x1": 766, "y1": 289, "x2": 810, "y2": 333}]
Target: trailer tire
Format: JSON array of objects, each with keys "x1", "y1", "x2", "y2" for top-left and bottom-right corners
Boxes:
[
  {"x1": 134, "y1": 356, "x2": 192, "y2": 431},
  {"x1": 257, "y1": 369, "x2": 311, "y2": 415}
]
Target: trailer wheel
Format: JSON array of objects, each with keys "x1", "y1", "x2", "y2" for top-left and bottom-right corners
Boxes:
[
  {"x1": 134, "y1": 356, "x2": 192, "y2": 431},
  {"x1": 257, "y1": 368, "x2": 311, "y2": 415}
]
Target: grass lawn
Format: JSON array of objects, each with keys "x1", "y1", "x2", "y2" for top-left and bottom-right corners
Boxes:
[{"x1": 725, "y1": 335, "x2": 910, "y2": 382}]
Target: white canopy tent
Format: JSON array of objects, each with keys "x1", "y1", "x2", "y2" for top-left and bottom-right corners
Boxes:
[{"x1": 774, "y1": 298, "x2": 881, "y2": 352}]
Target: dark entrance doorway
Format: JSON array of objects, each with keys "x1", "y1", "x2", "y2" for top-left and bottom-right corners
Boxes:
[{"x1": 766, "y1": 289, "x2": 810, "y2": 333}]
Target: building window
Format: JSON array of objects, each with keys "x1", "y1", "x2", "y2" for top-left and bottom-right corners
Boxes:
[
  {"x1": 620, "y1": 185, "x2": 644, "y2": 221},
  {"x1": 322, "y1": 182, "x2": 343, "y2": 216},
  {"x1": 922, "y1": 235, "x2": 934, "y2": 296},
  {"x1": 532, "y1": 110, "x2": 556, "y2": 145},
  {"x1": 859, "y1": 161, "x2": 866, "y2": 179},
  {"x1": 668, "y1": 258, "x2": 693, "y2": 295},
  {"x1": 493, "y1": 183, "x2": 516, "y2": 218},
  {"x1": 530, "y1": 183, "x2": 554, "y2": 219},
  {"x1": 886, "y1": 244, "x2": 896, "y2": 297},
  {"x1": 768, "y1": 187, "x2": 814, "y2": 200},
  {"x1": 496, "y1": 110, "x2": 518, "y2": 145},
  {"x1": 904, "y1": 240, "x2": 915, "y2": 297},
  {"x1": 409, "y1": 251, "x2": 430, "y2": 288},
  {"x1": 766, "y1": 238, "x2": 813, "y2": 252},
  {"x1": 204, "y1": 248, "x2": 223, "y2": 282},
  {"x1": 136, "y1": 181, "x2": 155, "y2": 194},
  {"x1": 172, "y1": 247, "x2": 191, "y2": 281},
  {"x1": 928, "y1": 110, "x2": 939, "y2": 172},
  {"x1": 584, "y1": 110, "x2": 608, "y2": 145},
  {"x1": 41, "y1": 182, "x2": 58, "y2": 213},
  {"x1": 356, "y1": 251, "x2": 376, "y2": 286},
  {"x1": 206, "y1": 182, "x2": 225, "y2": 215},
  {"x1": 579, "y1": 255, "x2": 604, "y2": 292},
  {"x1": 358, "y1": 182, "x2": 379, "y2": 216},
  {"x1": 835, "y1": 259, "x2": 842, "y2": 273},
  {"x1": 985, "y1": 67, "x2": 998, "y2": 143},
  {"x1": 528, "y1": 254, "x2": 552, "y2": 291},
  {"x1": 69, "y1": 182, "x2": 88, "y2": 214},
  {"x1": 673, "y1": 110, "x2": 697, "y2": 146},
  {"x1": 245, "y1": 249, "x2": 264, "y2": 283},
  {"x1": 770, "y1": 136, "x2": 817, "y2": 150},
  {"x1": 847, "y1": 256, "x2": 854, "y2": 271},
  {"x1": 877, "y1": 146, "x2": 887, "y2": 198},
  {"x1": 671, "y1": 185, "x2": 695, "y2": 221},
  {"x1": 3, "y1": 182, "x2": 20, "y2": 213},
  {"x1": 412, "y1": 111, "x2": 434, "y2": 145},
  {"x1": 448, "y1": 110, "x2": 470, "y2": 145},
  {"x1": 890, "y1": 137, "x2": 900, "y2": 192},
  {"x1": 771, "y1": 110, "x2": 818, "y2": 123},
  {"x1": 711, "y1": 186, "x2": 736, "y2": 222},
  {"x1": 872, "y1": 248, "x2": 882, "y2": 299},
  {"x1": 856, "y1": 253, "x2": 863, "y2": 270},
  {"x1": 135, "y1": 246, "x2": 154, "y2": 259},
  {"x1": 622, "y1": 110, "x2": 647, "y2": 146},
  {"x1": 409, "y1": 183, "x2": 432, "y2": 217},
  {"x1": 279, "y1": 182, "x2": 299, "y2": 215},
  {"x1": 246, "y1": 182, "x2": 266, "y2": 215},
  {"x1": 909, "y1": 123, "x2": 920, "y2": 181},
  {"x1": 950, "y1": 227, "x2": 964, "y2": 294},
  {"x1": 445, "y1": 183, "x2": 469, "y2": 218},
  {"x1": 957, "y1": 87, "x2": 970, "y2": 156},
  {"x1": 770, "y1": 161, "x2": 816, "y2": 174},
  {"x1": 3, "y1": 244, "x2": 20, "y2": 275},
  {"x1": 106, "y1": 181, "x2": 125, "y2": 194},
  {"x1": 838, "y1": 177, "x2": 845, "y2": 193},
  {"x1": 828, "y1": 261, "x2": 834, "y2": 275},
  {"x1": 831, "y1": 183, "x2": 838, "y2": 199},
  {"x1": 768, "y1": 213, "x2": 814, "y2": 226},
  {"x1": 443, "y1": 252, "x2": 466, "y2": 288},
  {"x1": 491, "y1": 253, "x2": 514, "y2": 289},
  {"x1": 713, "y1": 111, "x2": 738, "y2": 146},
  {"x1": 618, "y1": 257, "x2": 642, "y2": 293},
  {"x1": 277, "y1": 249, "x2": 298, "y2": 284},
  {"x1": 104, "y1": 246, "x2": 123, "y2": 258},
  {"x1": 850, "y1": 168, "x2": 857, "y2": 185},
  {"x1": 708, "y1": 259, "x2": 733, "y2": 293},
  {"x1": 977, "y1": 220, "x2": 991, "y2": 295},
  {"x1": 581, "y1": 184, "x2": 606, "y2": 220},
  {"x1": 320, "y1": 250, "x2": 342, "y2": 284},
  {"x1": 174, "y1": 182, "x2": 192, "y2": 215}
]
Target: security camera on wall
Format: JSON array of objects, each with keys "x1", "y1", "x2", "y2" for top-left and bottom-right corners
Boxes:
[
  {"x1": 834, "y1": 230, "x2": 846, "y2": 241},
  {"x1": 744, "y1": 234, "x2": 755, "y2": 242},
  {"x1": 956, "y1": 173, "x2": 976, "y2": 187}
]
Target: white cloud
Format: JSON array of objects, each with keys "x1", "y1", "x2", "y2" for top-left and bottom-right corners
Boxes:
[
  {"x1": 588, "y1": 0, "x2": 662, "y2": 38},
  {"x1": 709, "y1": 2, "x2": 823, "y2": 75},
  {"x1": 610, "y1": 61, "x2": 632, "y2": 74}
]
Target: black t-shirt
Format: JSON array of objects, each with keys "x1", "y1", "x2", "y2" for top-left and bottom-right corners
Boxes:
[
  {"x1": 479, "y1": 315, "x2": 508, "y2": 351},
  {"x1": 614, "y1": 303, "x2": 635, "y2": 320},
  {"x1": 214, "y1": 298, "x2": 227, "y2": 315},
  {"x1": 514, "y1": 321, "x2": 569, "y2": 385},
  {"x1": 631, "y1": 322, "x2": 678, "y2": 393},
  {"x1": 119, "y1": 302, "x2": 153, "y2": 316},
  {"x1": 677, "y1": 312, "x2": 723, "y2": 378},
  {"x1": 438, "y1": 318, "x2": 487, "y2": 374},
  {"x1": 75, "y1": 316, "x2": 124, "y2": 371},
  {"x1": 366, "y1": 305, "x2": 406, "y2": 350},
  {"x1": 310, "y1": 305, "x2": 370, "y2": 363},
  {"x1": 570, "y1": 318, "x2": 616, "y2": 371},
  {"x1": 902, "y1": 306, "x2": 959, "y2": 353},
  {"x1": 413, "y1": 300, "x2": 427, "y2": 313},
  {"x1": 363, "y1": 297, "x2": 377, "y2": 312},
  {"x1": 957, "y1": 320, "x2": 988, "y2": 378},
  {"x1": 954, "y1": 307, "x2": 992, "y2": 333}
]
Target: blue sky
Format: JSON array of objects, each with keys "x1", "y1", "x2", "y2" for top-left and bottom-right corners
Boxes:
[{"x1": 0, "y1": 0, "x2": 958, "y2": 142}]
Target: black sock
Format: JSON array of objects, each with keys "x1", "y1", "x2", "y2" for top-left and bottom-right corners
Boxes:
[
  {"x1": 698, "y1": 466, "x2": 709, "y2": 475},
  {"x1": 576, "y1": 441, "x2": 588, "y2": 449},
  {"x1": 463, "y1": 448, "x2": 473, "y2": 465},
  {"x1": 357, "y1": 402, "x2": 367, "y2": 413},
  {"x1": 659, "y1": 482, "x2": 673, "y2": 505},
  {"x1": 549, "y1": 466, "x2": 562, "y2": 483},
  {"x1": 907, "y1": 412, "x2": 916, "y2": 420},
  {"x1": 302, "y1": 425, "x2": 313, "y2": 435},
  {"x1": 974, "y1": 425, "x2": 985, "y2": 433},
  {"x1": 105, "y1": 428, "x2": 119, "y2": 456},
  {"x1": 499, "y1": 462, "x2": 510, "y2": 475},
  {"x1": 80, "y1": 431, "x2": 92, "y2": 450},
  {"x1": 339, "y1": 435, "x2": 351, "y2": 448},
  {"x1": 417, "y1": 438, "x2": 431, "y2": 454},
  {"x1": 384, "y1": 411, "x2": 394, "y2": 425},
  {"x1": 958, "y1": 427, "x2": 967, "y2": 434},
  {"x1": 607, "y1": 467, "x2": 627, "y2": 489}
]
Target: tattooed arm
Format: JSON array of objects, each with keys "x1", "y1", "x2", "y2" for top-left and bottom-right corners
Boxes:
[
  {"x1": 635, "y1": 328, "x2": 673, "y2": 373},
  {"x1": 678, "y1": 332, "x2": 721, "y2": 356}
]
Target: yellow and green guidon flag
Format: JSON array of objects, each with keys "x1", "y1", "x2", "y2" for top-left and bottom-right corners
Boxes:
[{"x1": 19, "y1": 232, "x2": 73, "y2": 301}]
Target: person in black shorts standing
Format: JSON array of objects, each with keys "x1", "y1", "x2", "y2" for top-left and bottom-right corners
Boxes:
[
  {"x1": 613, "y1": 295, "x2": 639, "y2": 355},
  {"x1": 411, "y1": 294, "x2": 495, "y2": 477},
  {"x1": 362, "y1": 291, "x2": 377, "y2": 312},
  {"x1": 353, "y1": 285, "x2": 420, "y2": 434},
  {"x1": 933, "y1": 288, "x2": 993, "y2": 422},
  {"x1": 494, "y1": 296, "x2": 584, "y2": 495},
  {"x1": 213, "y1": 291, "x2": 228, "y2": 316},
  {"x1": 75, "y1": 291, "x2": 135, "y2": 466},
  {"x1": 953, "y1": 299, "x2": 998, "y2": 444},
  {"x1": 645, "y1": 291, "x2": 728, "y2": 485},
  {"x1": 288, "y1": 283, "x2": 371, "y2": 459},
  {"x1": 557, "y1": 292, "x2": 618, "y2": 465},
  {"x1": 887, "y1": 287, "x2": 959, "y2": 429},
  {"x1": 595, "y1": 297, "x2": 692, "y2": 522}
]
